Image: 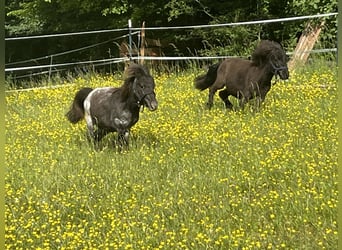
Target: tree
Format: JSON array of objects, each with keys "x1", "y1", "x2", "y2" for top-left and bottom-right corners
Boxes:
[{"x1": 5, "y1": 0, "x2": 337, "y2": 78}]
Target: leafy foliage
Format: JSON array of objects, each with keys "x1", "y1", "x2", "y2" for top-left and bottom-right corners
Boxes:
[{"x1": 5, "y1": 0, "x2": 337, "y2": 76}]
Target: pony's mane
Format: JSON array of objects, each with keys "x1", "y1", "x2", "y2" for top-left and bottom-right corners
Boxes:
[
  {"x1": 121, "y1": 63, "x2": 151, "y2": 98},
  {"x1": 125, "y1": 63, "x2": 151, "y2": 78},
  {"x1": 251, "y1": 40, "x2": 283, "y2": 66}
]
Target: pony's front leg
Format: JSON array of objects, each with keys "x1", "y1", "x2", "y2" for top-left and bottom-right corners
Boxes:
[
  {"x1": 252, "y1": 89, "x2": 268, "y2": 111},
  {"x1": 117, "y1": 130, "x2": 130, "y2": 149},
  {"x1": 254, "y1": 96, "x2": 263, "y2": 110},
  {"x1": 236, "y1": 91, "x2": 251, "y2": 110},
  {"x1": 236, "y1": 96, "x2": 248, "y2": 110},
  {"x1": 253, "y1": 86, "x2": 270, "y2": 110}
]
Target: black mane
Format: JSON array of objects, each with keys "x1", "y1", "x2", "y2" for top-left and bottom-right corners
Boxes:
[
  {"x1": 121, "y1": 63, "x2": 152, "y2": 98},
  {"x1": 251, "y1": 40, "x2": 284, "y2": 66}
]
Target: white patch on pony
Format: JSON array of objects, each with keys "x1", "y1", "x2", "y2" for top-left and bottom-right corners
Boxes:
[{"x1": 84, "y1": 91, "x2": 95, "y2": 132}]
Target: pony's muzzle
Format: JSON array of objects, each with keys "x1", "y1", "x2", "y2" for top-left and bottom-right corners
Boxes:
[
  {"x1": 144, "y1": 93, "x2": 158, "y2": 111},
  {"x1": 279, "y1": 69, "x2": 289, "y2": 80},
  {"x1": 148, "y1": 100, "x2": 158, "y2": 111}
]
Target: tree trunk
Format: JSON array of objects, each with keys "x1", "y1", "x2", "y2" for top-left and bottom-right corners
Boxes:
[{"x1": 288, "y1": 20, "x2": 325, "y2": 71}]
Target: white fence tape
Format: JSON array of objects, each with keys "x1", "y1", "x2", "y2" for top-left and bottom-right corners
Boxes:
[
  {"x1": 6, "y1": 48, "x2": 337, "y2": 73},
  {"x1": 5, "y1": 13, "x2": 338, "y2": 76},
  {"x1": 132, "y1": 12, "x2": 338, "y2": 31}
]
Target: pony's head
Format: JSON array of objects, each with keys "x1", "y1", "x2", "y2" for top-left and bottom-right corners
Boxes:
[
  {"x1": 252, "y1": 40, "x2": 289, "y2": 80},
  {"x1": 125, "y1": 63, "x2": 158, "y2": 111}
]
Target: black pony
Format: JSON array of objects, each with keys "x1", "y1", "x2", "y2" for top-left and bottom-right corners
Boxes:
[
  {"x1": 66, "y1": 63, "x2": 158, "y2": 147},
  {"x1": 195, "y1": 40, "x2": 289, "y2": 109}
]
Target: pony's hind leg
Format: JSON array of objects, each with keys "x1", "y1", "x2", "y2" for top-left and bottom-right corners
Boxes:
[
  {"x1": 86, "y1": 126, "x2": 108, "y2": 150},
  {"x1": 85, "y1": 114, "x2": 95, "y2": 140},
  {"x1": 218, "y1": 89, "x2": 233, "y2": 109},
  {"x1": 84, "y1": 113, "x2": 106, "y2": 146},
  {"x1": 94, "y1": 129, "x2": 108, "y2": 143},
  {"x1": 207, "y1": 81, "x2": 225, "y2": 109},
  {"x1": 207, "y1": 86, "x2": 217, "y2": 109}
]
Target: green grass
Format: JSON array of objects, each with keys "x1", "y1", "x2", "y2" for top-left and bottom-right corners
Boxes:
[{"x1": 5, "y1": 66, "x2": 337, "y2": 249}]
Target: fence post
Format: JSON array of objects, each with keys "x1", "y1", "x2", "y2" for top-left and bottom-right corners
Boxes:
[
  {"x1": 139, "y1": 21, "x2": 145, "y2": 65},
  {"x1": 128, "y1": 19, "x2": 133, "y2": 61}
]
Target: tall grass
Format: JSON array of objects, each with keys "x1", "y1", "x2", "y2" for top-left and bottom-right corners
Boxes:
[{"x1": 5, "y1": 64, "x2": 337, "y2": 249}]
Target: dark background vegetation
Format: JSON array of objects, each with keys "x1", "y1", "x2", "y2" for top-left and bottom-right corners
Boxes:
[{"x1": 5, "y1": 0, "x2": 337, "y2": 83}]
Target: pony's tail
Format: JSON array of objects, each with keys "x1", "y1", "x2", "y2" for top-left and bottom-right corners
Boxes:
[
  {"x1": 194, "y1": 62, "x2": 220, "y2": 90},
  {"x1": 66, "y1": 87, "x2": 93, "y2": 123}
]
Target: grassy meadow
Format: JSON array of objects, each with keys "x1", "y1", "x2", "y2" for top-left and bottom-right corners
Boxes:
[{"x1": 5, "y1": 65, "x2": 337, "y2": 249}]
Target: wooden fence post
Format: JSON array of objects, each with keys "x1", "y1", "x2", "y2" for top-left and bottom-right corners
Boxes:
[
  {"x1": 288, "y1": 20, "x2": 325, "y2": 71},
  {"x1": 139, "y1": 22, "x2": 145, "y2": 65}
]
